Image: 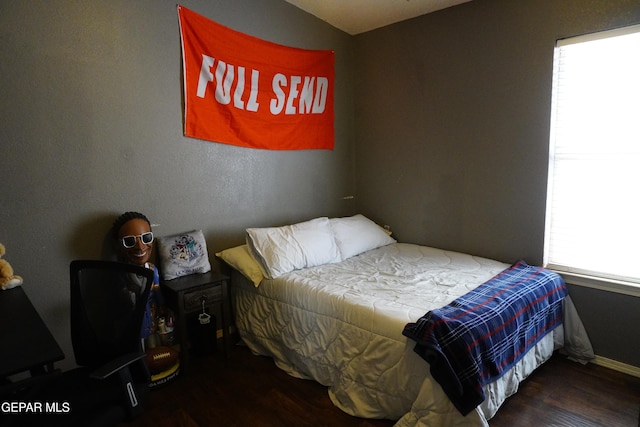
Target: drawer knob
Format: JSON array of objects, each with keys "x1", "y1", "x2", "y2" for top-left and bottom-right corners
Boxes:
[{"x1": 198, "y1": 298, "x2": 210, "y2": 324}]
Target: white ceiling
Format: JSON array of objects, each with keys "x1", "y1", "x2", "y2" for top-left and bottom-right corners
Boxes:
[{"x1": 284, "y1": 0, "x2": 472, "y2": 35}]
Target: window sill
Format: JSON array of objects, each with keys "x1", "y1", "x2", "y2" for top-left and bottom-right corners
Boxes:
[{"x1": 552, "y1": 270, "x2": 640, "y2": 298}]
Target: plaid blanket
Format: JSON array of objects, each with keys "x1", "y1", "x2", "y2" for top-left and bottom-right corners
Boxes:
[{"x1": 402, "y1": 260, "x2": 567, "y2": 415}]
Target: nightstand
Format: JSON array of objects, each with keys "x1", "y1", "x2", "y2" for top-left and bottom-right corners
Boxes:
[{"x1": 160, "y1": 272, "x2": 231, "y2": 373}]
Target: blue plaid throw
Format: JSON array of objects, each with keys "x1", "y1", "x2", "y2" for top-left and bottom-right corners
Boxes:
[{"x1": 402, "y1": 260, "x2": 567, "y2": 415}]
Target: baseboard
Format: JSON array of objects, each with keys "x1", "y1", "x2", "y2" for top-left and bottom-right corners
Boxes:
[{"x1": 592, "y1": 355, "x2": 640, "y2": 378}]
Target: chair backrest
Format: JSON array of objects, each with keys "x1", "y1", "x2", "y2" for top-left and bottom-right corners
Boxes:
[{"x1": 70, "y1": 260, "x2": 153, "y2": 368}]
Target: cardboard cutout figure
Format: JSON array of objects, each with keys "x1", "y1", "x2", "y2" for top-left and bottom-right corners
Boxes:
[{"x1": 112, "y1": 212, "x2": 179, "y2": 384}]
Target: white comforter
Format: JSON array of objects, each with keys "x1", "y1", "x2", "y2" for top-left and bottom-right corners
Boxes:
[{"x1": 232, "y1": 243, "x2": 593, "y2": 426}]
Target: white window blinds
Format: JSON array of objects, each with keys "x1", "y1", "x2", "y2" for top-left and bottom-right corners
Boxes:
[{"x1": 545, "y1": 24, "x2": 640, "y2": 285}]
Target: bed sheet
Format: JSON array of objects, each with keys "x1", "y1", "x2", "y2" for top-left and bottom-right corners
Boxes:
[{"x1": 231, "y1": 243, "x2": 592, "y2": 426}]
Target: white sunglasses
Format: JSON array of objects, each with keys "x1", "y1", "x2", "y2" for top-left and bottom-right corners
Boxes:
[{"x1": 121, "y1": 232, "x2": 154, "y2": 248}]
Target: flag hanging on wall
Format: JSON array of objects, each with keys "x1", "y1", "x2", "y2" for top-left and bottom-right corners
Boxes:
[{"x1": 177, "y1": 5, "x2": 335, "y2": 150}]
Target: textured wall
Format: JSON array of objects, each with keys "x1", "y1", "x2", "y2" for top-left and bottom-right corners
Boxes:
[
  {"x1": 353, "y1": 0, "x2": 640, "y2": 366},
  {"x1": 3, "y1": 0, "x2": 640, "y2": 373},
  {"x1": 0, "y1": 0, "x2": 354, "y2": 369}
]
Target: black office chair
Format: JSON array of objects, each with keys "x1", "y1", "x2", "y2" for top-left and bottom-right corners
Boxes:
[{"x1": 2, "y1": 260, "x2": 154, "y2": 427}]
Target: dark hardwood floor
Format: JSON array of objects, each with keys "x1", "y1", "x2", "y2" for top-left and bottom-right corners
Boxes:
[{"x1": 122, "y1": 342, "x2": 640, "y2": 427}]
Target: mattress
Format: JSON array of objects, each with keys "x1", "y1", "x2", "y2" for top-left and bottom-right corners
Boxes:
[{"x1": 230, "y1": 243, "x2": 593, "y2": 426}]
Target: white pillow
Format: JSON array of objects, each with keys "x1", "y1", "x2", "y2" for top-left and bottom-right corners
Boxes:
[
  {"x1": 246, "y1": 217, "x2": 341, "y2": 279},
  {"x1": 156, "y1": 230, "x2": 211, "y2": 280},
  {"x1": 330, "y1": 214, "x2": 396, "y2": 260},
  {"x1": 215, "y1": 245, "x2": 264, "y2": 287}
]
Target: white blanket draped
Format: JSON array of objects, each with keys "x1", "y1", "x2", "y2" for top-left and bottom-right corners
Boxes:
[{"x1": 231, "y1": 243, "x2": 593, "y2": 426}]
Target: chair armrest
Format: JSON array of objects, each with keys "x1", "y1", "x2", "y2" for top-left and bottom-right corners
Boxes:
[{"x1": 89, "y1": 351, "x2": 146, "y2": 380}]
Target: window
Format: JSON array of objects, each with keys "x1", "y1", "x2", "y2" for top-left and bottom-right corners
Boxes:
[{"x1": 545, "y1": 24, "x2": 640, "y2": 291}]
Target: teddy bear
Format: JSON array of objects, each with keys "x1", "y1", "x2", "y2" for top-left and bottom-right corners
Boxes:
[{"x1": 0, "y1": 243, "x2": 23, "y2": 290}]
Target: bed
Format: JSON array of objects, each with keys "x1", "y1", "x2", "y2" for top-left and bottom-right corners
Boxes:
[{"x1": 216, "y1": 215, "x2": 594, "y2": 426}]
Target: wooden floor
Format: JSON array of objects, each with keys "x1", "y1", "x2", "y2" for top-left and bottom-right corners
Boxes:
[{"x1": 122, "y1": 342, "x2": 640, "y2": 427}]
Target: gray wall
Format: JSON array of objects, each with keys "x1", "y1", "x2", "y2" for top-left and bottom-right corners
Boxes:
[
  {"x1": 354, "y1": 0, "x2": 640, "y2": 367},
  {"x1": 1, "y1": 0, "x2": 354, "y2": 370},
  {"x1": 3, "y1": 0, "x2": 640, "y2": 373}
]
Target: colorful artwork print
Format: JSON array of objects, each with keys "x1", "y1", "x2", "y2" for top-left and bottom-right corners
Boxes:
[
  {"x1": 169, "y1": 234, "x2": 205, "y2": 266},
  {"x1": 157, "y1": 230, "x2": 211, "y2": 280}
]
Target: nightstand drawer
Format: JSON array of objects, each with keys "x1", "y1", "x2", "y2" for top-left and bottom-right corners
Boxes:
[
  {"x1": 183, "y1": 286, "x2": 222, "y2": 311},
  {"x1": 160, "y1": 272, "x2": 231, "y2": 369}
]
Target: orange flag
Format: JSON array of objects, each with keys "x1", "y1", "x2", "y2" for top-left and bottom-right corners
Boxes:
[{"x1": 177, "y1": 5, "x2": 335, "y2": 150}]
